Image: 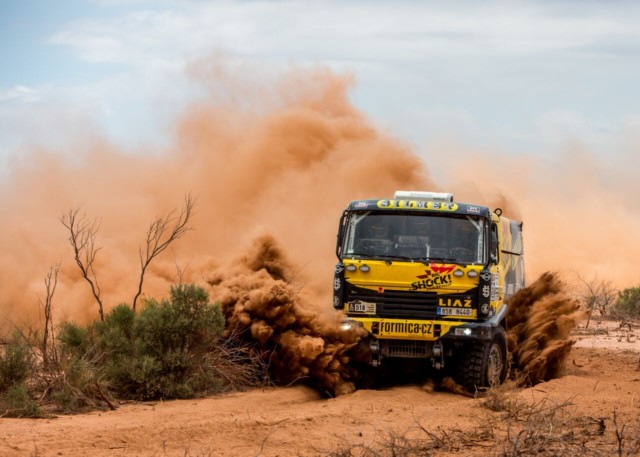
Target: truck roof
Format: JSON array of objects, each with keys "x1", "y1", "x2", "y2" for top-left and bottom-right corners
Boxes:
[{"x1": 347, "y1": 198, "x2": 491, "y2": 218}]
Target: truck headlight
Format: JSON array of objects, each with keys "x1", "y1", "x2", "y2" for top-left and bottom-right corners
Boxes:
[{"x1": 454, "y1": 327, "x2": 473, "y2": 336}]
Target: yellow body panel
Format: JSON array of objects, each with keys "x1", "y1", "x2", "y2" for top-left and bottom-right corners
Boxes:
[{"x1": 343, "y1": 259, "x2": 481, "y2": 294}]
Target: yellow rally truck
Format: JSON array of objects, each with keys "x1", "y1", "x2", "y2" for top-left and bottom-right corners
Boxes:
[{"x1": 333, "y1": 191, "x2": 524, "y2": 391}]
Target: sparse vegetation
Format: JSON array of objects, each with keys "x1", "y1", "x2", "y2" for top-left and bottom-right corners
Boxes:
[
  {"x1": 325, "y1": 391, "x2": 640, "y2": 457},
  {"x1": 0, "y1": 196, "x2": 276, "y2": 418},
  {"x1": 0, "y1": 331, "x2": 33, "y2": 391},
  {"x1": 0, "y1": 283, "x2": 271, "y2": 417},
  {"x1": 578, "y1": 276, "x2": 618, "y2": 328},
  {"x1": 60, "y1": 194, "x2": 195, "y2": 319},
  {"x1": 610, "y1": 285, "x2": 640, "y2": 319},
  {"x1": 0, "y1": 383, "x2": 43, "y2": 418},
  {"x1": 0, "y1": 332, "x2": 42, "y2": 418}
]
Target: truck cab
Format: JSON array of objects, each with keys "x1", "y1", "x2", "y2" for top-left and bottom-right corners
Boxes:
[{"x1": 333, "y1": 191, "x2": 524, "y2": 391}]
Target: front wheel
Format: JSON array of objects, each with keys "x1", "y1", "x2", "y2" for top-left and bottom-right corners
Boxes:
[{"x1": 454, "y1": 328, "x2": 507, "y2": 393}]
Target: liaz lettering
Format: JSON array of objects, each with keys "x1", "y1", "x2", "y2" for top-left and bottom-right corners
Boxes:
[
  {"x1": 411, "y1": 273, "x2": 452, "y2": 290},
  {"x1": 378, "y1": 322, "x2": 432, "y2": 336},
  {"x1": 438, "y1": 298, "x2": 472, "y2": 308}
]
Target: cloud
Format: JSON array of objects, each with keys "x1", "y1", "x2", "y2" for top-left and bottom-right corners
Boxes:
[
  {"x1": 47, "y1": 1, "x2": 640, "y2": 66},
  {"x1": 0, "y1": 85, "x2": 39, "y2": 102},
  {"x1": 3, "y1": 0, "x2": 640, "y2": 163}
]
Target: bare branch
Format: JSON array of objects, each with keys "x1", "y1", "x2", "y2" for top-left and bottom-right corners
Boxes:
[
  {"x1": 578, "y1": 275, "x2": 618, "y2": 328},
  {"x1": 40, "y1": 263, "x2": 61, "y2": 369},
  {"x1": 132, "y1": 194, "x2": 196, "y2": 311},
  {"x1": 172, "y1": 248, "x2": 192, "y2": 286},
  {"x1": 60, "y1": 208, "x2": 105, "y2": 321}
]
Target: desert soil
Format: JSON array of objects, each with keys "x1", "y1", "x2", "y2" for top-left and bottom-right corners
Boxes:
[{"x1": 1, "y1": 320, "x2": 638, "y2": 457}]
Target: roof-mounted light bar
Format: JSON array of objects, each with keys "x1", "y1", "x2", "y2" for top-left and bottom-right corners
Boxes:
[{"x1": 393, "y1": 191, "x2": 454, "y2": 203}]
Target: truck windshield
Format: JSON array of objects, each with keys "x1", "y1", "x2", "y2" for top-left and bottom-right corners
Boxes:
[{"x1": 342, "y1": 212, "x2": 486, "y2": 264}]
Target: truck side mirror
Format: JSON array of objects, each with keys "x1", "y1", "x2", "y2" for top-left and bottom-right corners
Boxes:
[
  {"x1": 490, "y1": 223, "x2": 499, "y2": 264},
  {"x1": 336, "y1": 210, "x2": 348, "y2": 258}
]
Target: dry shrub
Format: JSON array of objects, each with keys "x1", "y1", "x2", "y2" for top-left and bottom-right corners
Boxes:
[
  {"x1": 206, "y1": 326, "x2": 272, "y2": 391},
  {"x1": 328, "y1": 394, "x2": 639, "y2": 457}
]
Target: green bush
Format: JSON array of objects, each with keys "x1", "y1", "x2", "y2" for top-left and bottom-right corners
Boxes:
[
  {"x1": 0, "y1": 331, "x2": 33, "y2": 392},
  {"x1": 93, "y1": 284, "x2": 225, "y2": 400},
  {"x1": 610, "y1": 286, "x2": 640, "y2": 319},
  {"x1": 0, "y1": 383, "x2": 43, "y2": 418},
  {"x1": 57, "y1": 322, "x2": 90, "y2": 351},
  {"x1": 44, "y1": 283, "x2": 232, "y2": 410}
]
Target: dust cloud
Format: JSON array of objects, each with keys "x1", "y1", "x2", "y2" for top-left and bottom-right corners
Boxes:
[
  {"x1": 209, "y1": 234, "x2": 365, "y2": 396},
  {"x1": 507, "y1": 272, "x2": 584, "y2": 385},
  {"x1": 0, "y1": 60, "x2": 604, "y2": 394},
  {"x1": 0, "y1": 64, "x2": 428, "y2": 334},
  {"x1": 426, "y1": 142, "x2": 640, "y2": 289}
]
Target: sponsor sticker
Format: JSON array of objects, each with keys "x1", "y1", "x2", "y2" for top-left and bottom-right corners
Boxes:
[
  {"x1": 411, "y1": 274, "x2": 451, "y2": 290},
  {"x1": 411, "y1": 263, "x2": 455, "y2": 290},
  {"x1": 374, "y1": 320, "x2": 433, "y2": 337},
  {"x1": 376, "y1": 200, "x2": 458, "y2": 211},
  {"x1": 482, "y1": 285, "x2": 491, "y2": 298},
  {"x1": 491, "y1": 273, "x2": 499, "y2": 301}
]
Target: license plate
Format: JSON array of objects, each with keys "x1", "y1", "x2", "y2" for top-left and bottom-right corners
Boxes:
[
  {"x1": 437, "y1": 307, "x2": 473, "y2": 316},
  {"x1": 348, "y1": 301, "x2": 376, "y2": 314}
]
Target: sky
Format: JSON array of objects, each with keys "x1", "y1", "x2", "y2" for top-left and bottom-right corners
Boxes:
[{"x1": 2, "y1": 0, "x2": 640, "y2": 167}]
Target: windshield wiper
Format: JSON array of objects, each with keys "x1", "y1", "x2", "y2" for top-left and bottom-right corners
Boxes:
[
  {"x1": 349, "y1": 253, "x2": 417, "y2": 262},
  {"x1": 421, "y1": 256, "x2": 459, "y2": 264}
]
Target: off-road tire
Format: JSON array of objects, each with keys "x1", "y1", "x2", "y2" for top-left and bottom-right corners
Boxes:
[{"x1": 454, "y1": 327, "x2": 507, "y2": 393}]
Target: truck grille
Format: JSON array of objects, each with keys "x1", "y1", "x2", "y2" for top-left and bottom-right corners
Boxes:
[
  {"x1": 345, "y1": 284, "x2": 476, "y2": 320},
  {"x1": 381, "y1": 340, "x2": 432, "y2": 358},
  {"x1": 345, "y1": 284, "x2": 438, "y2": 319}
]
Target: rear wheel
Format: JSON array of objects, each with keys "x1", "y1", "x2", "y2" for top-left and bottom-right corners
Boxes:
[{"x1": 454, "y1": 328, "x2": 507, "y2": 393}]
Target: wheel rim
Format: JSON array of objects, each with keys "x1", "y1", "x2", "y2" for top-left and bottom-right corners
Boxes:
[{"x1": 487, "y1": 343, "x2": 504, "y2": 387}]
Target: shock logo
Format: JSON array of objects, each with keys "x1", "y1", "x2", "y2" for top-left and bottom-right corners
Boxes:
[
  {"x1": 411, "y1": 264, "x2": 455, "y2": 290},
  {"x1": 411, "y1": 273, "x2": 451, "y2": 290}
]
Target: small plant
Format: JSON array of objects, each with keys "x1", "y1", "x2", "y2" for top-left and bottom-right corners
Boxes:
[
  {"x1": 610, "y1": 286, "x2": 640, "y2": 319},
  {"x1": 0, "y1": 331, "x2": 33, "y2": 392},
  {"x1": 481, "y1": 388, "x2": 527, "y2": 417},
  {"x1": 578, "y1": 276, "x2": 618, "y2": 328},
  {"x1": 0, "y1": 383, "x2": 43, "y2": 418}
]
